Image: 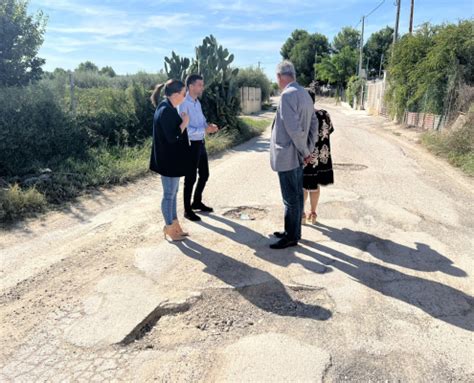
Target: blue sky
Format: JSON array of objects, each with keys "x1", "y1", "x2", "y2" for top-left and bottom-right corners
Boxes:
[{"x1": 28, "y1": 0, "x2": 473, "y2": 79}]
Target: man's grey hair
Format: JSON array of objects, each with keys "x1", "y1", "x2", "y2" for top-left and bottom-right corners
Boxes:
[{"x1": 276, "y1": 60, "x2": 296, "y2": 78}]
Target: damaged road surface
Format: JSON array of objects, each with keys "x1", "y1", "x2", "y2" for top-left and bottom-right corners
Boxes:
[{"x1": 1, "y1": 104, "x2": 473, "y2": 382}]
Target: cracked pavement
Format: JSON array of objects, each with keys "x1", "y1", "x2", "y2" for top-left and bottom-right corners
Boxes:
[{"x1": 1, "y1": 101, "x2": 473, "y2": 382}]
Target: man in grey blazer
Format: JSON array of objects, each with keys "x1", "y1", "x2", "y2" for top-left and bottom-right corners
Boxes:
[{"x1": 270, "y1": 60, "x2": 318, "y2": 249}]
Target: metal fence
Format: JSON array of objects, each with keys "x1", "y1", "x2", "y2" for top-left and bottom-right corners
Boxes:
[
  {"x1": 363, "y1": 72, "x2": 447, "y2": 130},
  {"x1": 404, "y1": 111, "x2": 446, "y2": 130},
  {"x1": 364, "y1": 73, "x2": 389, "y2": 117}
]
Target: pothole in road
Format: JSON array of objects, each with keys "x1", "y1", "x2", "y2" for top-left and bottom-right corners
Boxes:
[
  {"x1": 333, "y1": 163, "x2": 368, "y2": 171},
  {"x1": 125, "y1": 282, "x2": 334, "y2": 349},
  {"x1": 223, "y1": 206, "x2": 268, "y2": 221},
  {"x1": 120, "y1": 295, "x2": 201, "y2": 346}
]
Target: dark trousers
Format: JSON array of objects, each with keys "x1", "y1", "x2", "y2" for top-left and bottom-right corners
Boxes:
[
  {"x1": 278, "y1": 166, "x2": 304, "y2": 241},
  {"x1": 184, "y1": 140, "x2": 209, "y2": 212}
]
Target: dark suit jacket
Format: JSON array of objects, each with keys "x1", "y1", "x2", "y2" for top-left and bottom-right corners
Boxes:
[{"x1": 149, "y1": 99, "x2": 191, "y2": 177}]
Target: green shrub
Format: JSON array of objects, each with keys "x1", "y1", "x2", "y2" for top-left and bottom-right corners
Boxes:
[
  {"x1": 346, "y1": 75, "x2": 365, "y2": 107},
  {"x1": 0, "y1": 184, "x2": 46, "y2": 221},
  {"x1": 41, "y1": 70, "x2": 167, "y2": 91},
  {"x1": 28, "y1": 140, "x2": 152, "y2": 203},
  {"x1": 236, "y1": 67, "x2": 272, "y2": 101},
  {"x1": 0, "y1": 116, "x2": 270, "y2": 223},
  {"x1": 0, "y1": 85, "x2": 88, "y2": 177},
  {"x1": 421, "y1": 116, "x2": 474, "y2": 176},
  {"x1": 68, "y1": 87, "x2": 139, "y2": 146},
  {"x1": 386, "y1": 20, "x2": 474, "y2": 119},
  {"x1": 72, "y1": 70, "x2": 112, "y2": 88},
  {"x1": 126, "y1": 82, "x2": 155, "y2": 143}
]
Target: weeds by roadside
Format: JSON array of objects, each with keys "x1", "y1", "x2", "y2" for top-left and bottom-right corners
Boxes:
[{"x1": 0, "y1": 117, "x2": 272, "y2": 224}]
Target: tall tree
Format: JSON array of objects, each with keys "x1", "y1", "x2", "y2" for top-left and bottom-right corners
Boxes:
[
  {"x1": 281, "y1": 30, "x2": 330, "y2": 85},
  {"x1": 386, "y1": 23, "x2": 437, "y2": 118},
  {"x1": 315, "y1": 46, "x2": 358, "y2": 90},
  {"x1": 280, "y1": 29, "x2": 310, "y2": 59},
  {"x1": 0, "y1": 0, "x2": 47, "y2": 86},
  {"x1": 76, "y1": 61, "x2": 99, "y2": 72},
  {"x1": 364, "y1": 26, "x2": 394, "y2": 77},
  {"x1": 99, "y1": 66, "x2": 116, "y2": 77},
  {"x1": 332, "y1": 26, "x2": 360, "y2": 53},
  {"x1": 386, "y1": 21, "x2": 474, "y2": 118},
  {"x1": 289, "y1": 33, "x2": 330, "y2": 85}
]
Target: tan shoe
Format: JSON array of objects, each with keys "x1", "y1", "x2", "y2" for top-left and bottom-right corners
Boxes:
[
  {"x1": 163, "y1": 224, "x2": 185, "y2": 241},
  {"x1": 173, "y1": 219, "x2": 189, "y2": 236},
  {"x1": 310, "y1": 212, "x2": 318, "y2": 224},
  {"x1": 302, "y1": 212, "x2": 308, "y2": 225}
]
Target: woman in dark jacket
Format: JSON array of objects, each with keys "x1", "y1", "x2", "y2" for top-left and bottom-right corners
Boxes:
[{"x1": 150, "y1": 79, "x2": 191, "y2": 241}]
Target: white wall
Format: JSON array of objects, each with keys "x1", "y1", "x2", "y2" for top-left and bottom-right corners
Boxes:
[{"x1": 240, "y1": 87, "x2": 262, "y2": 114}]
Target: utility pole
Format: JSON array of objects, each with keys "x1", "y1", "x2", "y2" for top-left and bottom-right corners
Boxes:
[
  {"x1": 393, "y1": 0, "x2": 401, "y2": 45},
  {"x1": 357, "y1": 16, "x2": 366, "y2": 110},
  {"x1": 379, "y1": 53, "x2": 384, "y2": 78},
  {"x1": 258, "y1": 61, "x2": 261, "y2": 70},
  {"x1": 358, "y1": 16, "x2": 365, "y2": 77},
  {"x1": 409, "y1": 0, "x2": 415, "y2": 34}
]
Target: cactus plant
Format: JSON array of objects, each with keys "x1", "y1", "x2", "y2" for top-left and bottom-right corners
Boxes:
[
  {"x1": 164, "y1": 35, "x2": 241, "y2": 131},
  {"x1": 190, "y1": 35, "x2": 240, "y2": 130},
  {"x1": 164, "y1": 51, "x2": 190, "y2": 82}
]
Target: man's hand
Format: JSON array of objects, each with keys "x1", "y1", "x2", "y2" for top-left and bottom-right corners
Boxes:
[
  {"x1": 303, "y1": 155, "x2": 311, "y2": 166},
  {"x1": 206, "y1": 123, "x2": 219, "y2": 134}
]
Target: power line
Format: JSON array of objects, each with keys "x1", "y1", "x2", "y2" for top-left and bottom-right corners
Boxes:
[
  {"x1": 353, "y1": 0, "x2": 386, "y2": 29},
  {"x1": 365, "y1": 0, "x2": 386, "y2": 18}
]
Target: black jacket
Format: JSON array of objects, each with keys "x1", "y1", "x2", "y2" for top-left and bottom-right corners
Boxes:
[{"x1": 149, "y1": 99, "x2": 191, "y2": 177}]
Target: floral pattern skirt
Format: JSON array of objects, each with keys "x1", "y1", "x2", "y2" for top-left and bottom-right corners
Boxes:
[{"x1": 303, "y1": 109, "x2": 334, "y2": 191}]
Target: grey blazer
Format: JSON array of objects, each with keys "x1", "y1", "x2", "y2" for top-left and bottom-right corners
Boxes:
[{"x1": 270, "y1": 82, "x2": 319, "y2": 172}]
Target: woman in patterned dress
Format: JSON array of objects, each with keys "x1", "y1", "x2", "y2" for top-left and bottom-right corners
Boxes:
[{"x1": 303, "y1": 89, "x2": 335, "y2": 224}]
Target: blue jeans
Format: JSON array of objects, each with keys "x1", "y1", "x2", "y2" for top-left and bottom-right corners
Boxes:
[
  {"x1": 278, "y1": 166, "x2": 304, "y2": 241},
  {"x1": 161, "y1": 176, "x2": 180, "y2": 225}
]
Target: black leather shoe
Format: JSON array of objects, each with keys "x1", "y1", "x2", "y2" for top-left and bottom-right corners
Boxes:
[
  {"x1": 269, "y1": 238, "x2": 298, "y2": 249},
  {"x1": 273, "y1": 231, "x2": 301, "y2": 241},
  {"x1": 191, "y1": 202, "x2": 214, "y2": 213},
  {"x1": 184, "y1": 211, "x2": 201, "y2": 222}
]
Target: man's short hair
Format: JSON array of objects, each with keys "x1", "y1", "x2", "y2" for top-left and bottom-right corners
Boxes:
[
  {"x1": 276, "y1": 60, "x2": 296, "y2": 79},
  {"x1": 186, "y1": 74, "x2": 204, "y2": 88}
]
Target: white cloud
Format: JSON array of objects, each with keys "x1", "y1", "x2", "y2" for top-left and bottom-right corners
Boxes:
[
  {"x1": 31, "y1": 0, "x2": 126, "y2": 16},
  {"x1": 216, "y1": 21, "x2": 286, "y2": 32},
  {"x1": 206, "y1": 0, "x2": 360, "y2": 15},
  {"x1": 144, "y1": 13, "x2": 203, "y2": 30},
  {"x1": 48, "y1": 25, "x2": 135, "y2": 37},
  {"x1": 219, "y1": 38, "x2": 282, "y2": 53}
]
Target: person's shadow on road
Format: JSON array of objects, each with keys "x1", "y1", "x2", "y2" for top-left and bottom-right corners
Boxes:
[
  {"x1": 311, "y1": 223, "x2": 467, "y2": 277},
  {"x1": 174, "y1": 239, "x2": 332, "y2": 321},
  {"x1": 198, "y1": 214, "x2": 332, "y2": 275},
  {"x1": 197, "y1": 214, "x2": 473, "y2": 332}
]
